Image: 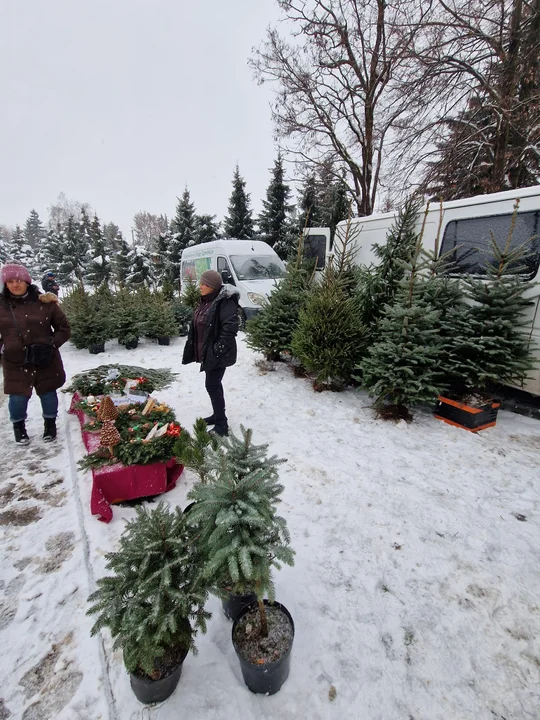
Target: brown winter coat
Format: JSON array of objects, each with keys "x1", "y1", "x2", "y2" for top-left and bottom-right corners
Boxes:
[{"x1": 0, "y1": 286, "x2": 71, "y2": 396}]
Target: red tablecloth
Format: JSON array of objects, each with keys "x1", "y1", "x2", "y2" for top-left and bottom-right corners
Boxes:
[{"x1": 69, "y1": 392, "x2": 183, "y2": 522}]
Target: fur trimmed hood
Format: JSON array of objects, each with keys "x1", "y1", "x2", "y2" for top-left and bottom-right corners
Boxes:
[{"x1": 39, "y1": 292, "x2": 60, "y2": 304}]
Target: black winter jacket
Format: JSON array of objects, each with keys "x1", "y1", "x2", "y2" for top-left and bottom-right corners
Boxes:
[{"x1": 182, "y1": 287, "x2": 239, "y2": 371}]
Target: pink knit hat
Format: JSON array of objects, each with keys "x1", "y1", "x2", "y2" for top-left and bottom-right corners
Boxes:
[{"x1": 1, "y1": 263, "x2": 32, "y2": 285}]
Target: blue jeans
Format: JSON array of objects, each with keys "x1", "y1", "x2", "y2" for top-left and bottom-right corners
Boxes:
[{"x1": 9, "y1": 391, "x2": 58, "y2": 423}]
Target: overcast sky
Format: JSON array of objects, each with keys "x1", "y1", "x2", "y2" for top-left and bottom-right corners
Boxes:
[{"x1": 0, "y1": 0, "x2": 287, "y2": 236}]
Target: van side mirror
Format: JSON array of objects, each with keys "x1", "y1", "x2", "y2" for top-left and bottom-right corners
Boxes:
[{"x1": 221, "y1": 270, "x2": 235, "y2": 285}]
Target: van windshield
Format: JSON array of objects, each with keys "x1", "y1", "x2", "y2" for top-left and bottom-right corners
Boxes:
[{"x1": 230, "y1": 255, "x2": 286, "y2": 280}]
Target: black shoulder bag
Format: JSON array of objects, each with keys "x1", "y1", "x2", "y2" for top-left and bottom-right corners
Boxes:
[{"x1": 9, "y1": 306, "x2": 56, "y2": 368}]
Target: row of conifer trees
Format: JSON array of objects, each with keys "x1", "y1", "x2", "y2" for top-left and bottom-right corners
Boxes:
[
  {"x1": 62, "y1": 284, "x2": 194, "y2": 350},
  {"x1": 245, "y1": 199, "x2": 536, "y2": 420}
]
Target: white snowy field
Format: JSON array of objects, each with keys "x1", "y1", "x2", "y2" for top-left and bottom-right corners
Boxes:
[{"x1": 0, "y1": 334, "x2": 539, "y2": 720}]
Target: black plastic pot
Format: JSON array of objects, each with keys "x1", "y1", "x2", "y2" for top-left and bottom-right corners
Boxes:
[
  {"x1": 158, "y1": 336, "x2": 170, "y2": 346},
  {"x1": 125, "y1": 338, "x2": 139, "y2": 350},
  {"x1": 129, "y1": 647, "x2": 188, "y2": 704},
  {"x1": 183, "y1": 501, "x2": 197, "y2": 515},
  {"x1": 434, "y1": 395, "x2": 500, "y2": 432},
  {"x1": 89, "y1": 342, "x2": 105, "y2": 355},
  {"x1": 222, "y1": 591, "x2": 258, "y2": 621},
  {"x1": 232, "y1": 600, "x2": 294, "y2": 695}
]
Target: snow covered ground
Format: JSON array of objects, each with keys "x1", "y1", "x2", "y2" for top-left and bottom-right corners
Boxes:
[{"x1": 1, "y1": 334, "x2": 539, "y2": 720}]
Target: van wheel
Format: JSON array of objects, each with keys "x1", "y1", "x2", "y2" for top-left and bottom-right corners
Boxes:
[{"x1": 238, "y1": 308, "x2": 247, "y2": 330}]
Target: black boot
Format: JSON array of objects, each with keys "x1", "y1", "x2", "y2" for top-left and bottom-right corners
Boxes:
[
  {"x1": 210, "y1": 424, "x2": 229, "y2": 437},
  {"x1": 13, "y1": 420, "x2": 30, "y2": 445},
  {"x1": 202, "y1": 415, "x2": 216, "y2": 425},
  {"x1": 43, "y1": 418, "x2": 57, "y2": 442}
]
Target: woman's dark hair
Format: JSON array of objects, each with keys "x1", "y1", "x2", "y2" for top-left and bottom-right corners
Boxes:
[{"x1": 2, "y1": 283, "x2": 38, "y2": 302}]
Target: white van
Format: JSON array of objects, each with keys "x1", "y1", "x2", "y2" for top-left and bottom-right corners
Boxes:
[
  {"x1": 180, "y1": 239, "x2": 286, "y2": 322},
  {"x1": 305, "y1": 185, "x2": 540, "y2": 395}
]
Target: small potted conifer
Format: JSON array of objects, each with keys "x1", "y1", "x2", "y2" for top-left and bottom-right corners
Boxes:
[
  {"x1": 435, "y1": 231, "x2": 536, "y2": 431},
  {"x1": 114, "y1": 288, "x2": 142, "y2": 350},
  {"x1": 66, "y1": 286, "x2": 111, "y2": 354},
  {"x1": 144, "y1": 294, "x2": 178, "y2": 346},
  {"x1": 87, "y1": 503, "x2": 210, "y2": 704},
  {"x1": 186, "y1": 426, "x2": 295, "y2": 695}
]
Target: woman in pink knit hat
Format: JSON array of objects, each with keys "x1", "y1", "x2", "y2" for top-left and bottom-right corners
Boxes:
[{"x1": 0, "y1": 263, "x2": 71, "y2": 444}]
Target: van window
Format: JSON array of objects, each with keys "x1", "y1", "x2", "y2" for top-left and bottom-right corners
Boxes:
[
  {"x1": 439, "y1": 211, "x2": 540, "y2": 279},
  {"x1": 181, "y1": 257, "x2": 212, "y2": 283},
  {"x1": 217, "y1": 257, "x2": 232, "y2": 274},
  {"x1": 304, "y1": 234, "x2": 326, "y2": 270},
  {"x1": 230, "y1": 255, "x2": 286, "y2": 280}
]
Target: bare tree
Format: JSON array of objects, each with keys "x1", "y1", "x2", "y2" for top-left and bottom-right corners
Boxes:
[
  {"x1": 47, "y1": 192, "x2": 93, "y2": 229},
  {"x1": 251, "y1": 0, "x2": 427, "y2": 216},
  {"x1": 399, "y1": 0, "x2": 540, "y2": 195},
  {"x1": 132, "y1": 212, "x2": 169, "y2": 249}
]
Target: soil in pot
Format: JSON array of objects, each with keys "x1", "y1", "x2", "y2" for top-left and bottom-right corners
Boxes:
[
  {"x1": 158, "y1": 336, "x2": 170, "y2": 346},
  {"x1": 232, "y1": 600, "x2": 294, "y2": 695},
  {"x1": 89, "y1": 342, "x2": 105, "y2": 355},
  {"x1": 129, "y1": 644, "x2": 189, "y2": 704},
  {"x1": 221, "y1": 590, "x2": 258, "y2": 621}
]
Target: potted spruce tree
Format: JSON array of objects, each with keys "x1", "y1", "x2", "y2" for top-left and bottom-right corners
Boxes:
[
  {"x1": 114, "y1": 288, "x2": 142, "y2": 349},
  {"x1": 144, "y1": 293, "x2": 178, "y2": 345},
  {"x1": 186, "y1": 426, "x2": 295, "y2": 695},
  {"x1": 66, "y1": 285, "x2": 111, "y2": 354},
  {"x1": 435, "y1": 232, "x2": 536, "y2": 431},
  {"x1": 87, "y1": 503, "x2": 210, "y2": 704}
]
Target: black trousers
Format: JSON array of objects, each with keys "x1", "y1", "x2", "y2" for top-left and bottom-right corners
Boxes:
[{"x1": 205, "y1": 368, "x2": 227, "y2": 427}]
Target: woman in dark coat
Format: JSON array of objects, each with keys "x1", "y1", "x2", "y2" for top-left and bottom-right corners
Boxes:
[
  {"x1": 0, "y1": 263, "x2": 71, "y2": 444},
  {"x1": 182, "y1": 269, "x2": 239, "y2": 436}
]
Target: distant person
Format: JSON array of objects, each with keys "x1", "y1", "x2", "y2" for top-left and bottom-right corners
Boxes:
[
  {"x1": 182, "y1": 270, "x2": 239, "y2": 437},
  {"x1": 42, "y1": 271, "x2": 60, "y2": 296},
  {"x1": 0, "y1": 263, "x2": 71, "y2": 444}
]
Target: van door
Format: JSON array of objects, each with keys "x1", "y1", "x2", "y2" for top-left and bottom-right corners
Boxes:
[{"x1": 217, "y1": 256, "x2": 235, "y2": 286}]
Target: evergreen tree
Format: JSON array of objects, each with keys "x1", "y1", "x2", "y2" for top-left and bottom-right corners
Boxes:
[
  {"x1": 143, "y1": 293, "x2": 177, "y2": 340},
  {"x1": 291, "y1": 234, "x2": 366, "y2": 389},
  {"x1": 111, "y1": 230, "x2": 131, "y2": 286},
  {"x1": 36, "y1": 225, "x2": 62, "y2": 276},
  {"x1": 181, "y1": 276, "x2": 201, "y2": 309},
  {"x1": 194, "y1": 214, "x2": 220, "y2": 244},
  {"x1": 24, "y1": 209, "x2": 46, "y2": 250},
  {"x1": 87, "y1": 502, "x2": 210, "y2": 678},
  {"x1": 86, "y1": 215, "x2": 111, "y2": 287},
  {"x1": 59, "y1": 215, "x2": 88, "y2": 286},
  {"x1": 152, "y1": 225, "x2": 173, "y2": 287},
  {"x1": 327, "y1": 176, "x2": 350, "y2": 243},
  {"x1": 245, "y1": 258, "x2": 312, "y2": 361},
  {"x1": 318, "y1": 162, "x2": 350, "y2": 240},
  {"x1": 172, "y1": 418, "x2": 219, "y2": 482},
  {"x1": 66, "y1": 286, "x2": 111, "y2": 349},
  {"x1": 187, "y1": 426, "x2": 293, "y2": 636},
  {"x1": 257, "y1": 154, "x2": 293, "y2": 252},
  {"x1": 126, "y1": 244, "x2": 154, "y2": 288},
  {"x1": 6, "y1": 225, "x2": 25, "y2": 262},
  {"x1": 358, "y1": 227, "x2": 447, "y2": 419},
  {"x1": 0, "y1": 229, "x2": 7, "y2": 264},
  {"x1": 172, "y1": 189, "x2": 197, "y2": 253},
  {"x1": 113, "y1": 287, "x2": 143, "y2": 344},
  {"x1": 443, "y1": 229, "x2": 536, "y2": 397},
  {"x1": 297, "y1": 174, "x2": 324, "y2": 230},
  {"x1": 223, "y1": 165, "x2": 254, "y2": 239},
  {"x1": 356, "y1": 198, "x2": 422, "y2": 341}
]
